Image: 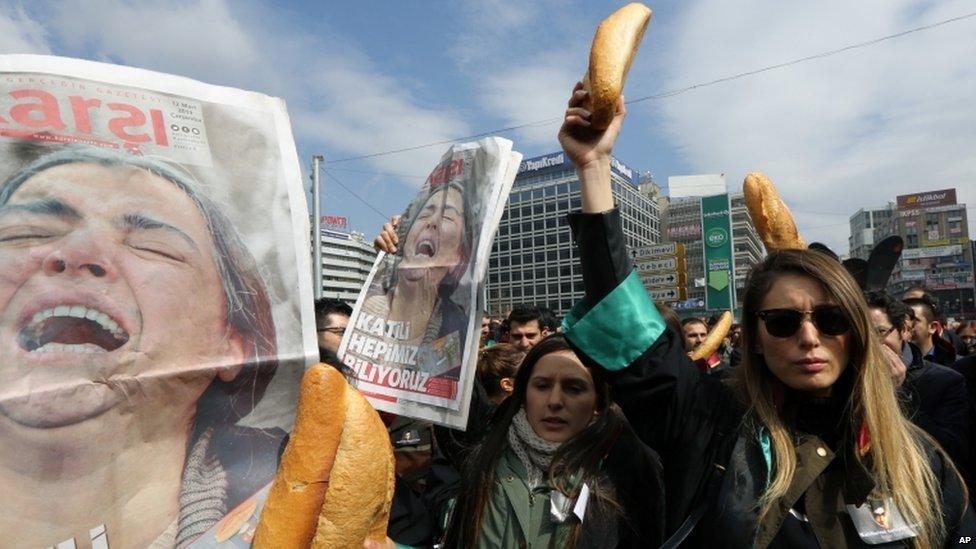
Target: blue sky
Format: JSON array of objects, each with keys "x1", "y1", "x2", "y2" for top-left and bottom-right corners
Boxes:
[{"x1": 2, "y1": 0, "x2": 975, "y2": 254}]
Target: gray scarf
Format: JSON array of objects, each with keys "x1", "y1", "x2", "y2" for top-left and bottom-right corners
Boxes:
[
  {"x1": 175, "y1": 428, "x2": 228, "y2": 548},
  {"x1": 507, "y1": 408, "x2": 562, "y2": 489}
]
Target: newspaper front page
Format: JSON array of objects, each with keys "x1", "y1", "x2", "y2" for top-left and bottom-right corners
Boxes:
[
  {"x1": 0, "y1": 55, "x2": 316, "y2": 548},
  {"x1": 338, "y1": 137, "x2": 519, "y2": 429}
]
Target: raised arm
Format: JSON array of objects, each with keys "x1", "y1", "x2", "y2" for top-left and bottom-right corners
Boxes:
[{"x1": 556, "y1": 83, "x2": 710, "y2": 451}]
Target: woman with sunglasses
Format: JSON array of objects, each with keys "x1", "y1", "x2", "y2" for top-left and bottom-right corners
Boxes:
[{"x1": 556, "y1": 81, "x2": 974, "y2": 547}]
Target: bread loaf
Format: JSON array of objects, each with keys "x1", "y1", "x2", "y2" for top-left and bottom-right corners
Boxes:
[
  {"x1": 691, "y1": 310, "x2": 732, "y2": 362},
  {"x1": 743, "y1": 172, "x2": 806, "y2": 251},
  {"x1": 583, "y1": 3, "x2": 652, "y2": 130},
  {"x1": 253, "y1": 364, "x2": 348, "y2": 547},
  {"x1": 312, "y1": 383, "x2": 396, "y2": 547}
]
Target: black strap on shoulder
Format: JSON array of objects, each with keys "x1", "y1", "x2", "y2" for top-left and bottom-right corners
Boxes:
[{"x1": 659, "y1": 462, "x2": 726, "y2": 549}]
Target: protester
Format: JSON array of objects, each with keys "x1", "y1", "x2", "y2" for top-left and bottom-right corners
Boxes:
[
  {"x1": 480, "y1": 313, "x2": 493, "y2": 346},
  {"x1": 905, "y1": 296, "x2": 956, "y2": 367},
  {"x1": 865, "y1": 291, "x2": 972, "y2": 492},
  {"x1": 556, "y1": 81, "x2": 973, "y2": 545},
  {"x1": 314, "y1": 297, "x2": 351, "y2": 362},
  {"x1": 506, "y1": 304, "x2": 558, "y2": 351},
  {"x1": 476, "y1": 343, "x2": 525, "y2": 405},
  {"x1": 958, "y1": 321, "x2": 976, "y2": 357},
  {"x1": 680, "y1": 317, "x2": 708, "y2": 353},
  {"x1": 904, "y1": 285, "x2": 967, "y2": 360},
  {"x1": 443, "y1": 335, "x2": 664, "y2": 547}
]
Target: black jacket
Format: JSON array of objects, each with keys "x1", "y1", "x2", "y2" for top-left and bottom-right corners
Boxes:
[
  {"x1": 563, "y1": 209, "x2": 975, "y2": 547},
  {"x1": 900, "y1": 341, "x2": 973, "y2": 492}
]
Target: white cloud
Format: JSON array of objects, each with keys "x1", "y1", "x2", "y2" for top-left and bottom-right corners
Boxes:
[
  {"x1": 447, "y1": 0, "x2": 590, "y2": 151},
  {"x1": 0, "y1": 5, "x2": 51, "y2": 54},
  {"x1": 658, "y1": 0, "x2": 976, "y2": 253},
  {"x1": 34, "y1": 0, "x2": 471, "y2": 185}
]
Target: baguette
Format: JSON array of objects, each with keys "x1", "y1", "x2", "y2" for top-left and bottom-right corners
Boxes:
[
  {"x1": 253, "y1": 364, "x2": 348, "y2": 547},
  {"x1": 583, "y1": 3, "x2": 652, "y2": 130},
  {"x1": 743, "y1": 172, "x2": 806, "y2": 251},
  {"x1": 691, "y1": 310, "x2": 733, "y2": 362},
  {"x1": 313, "y1": 383, "x2": 396, "y2": 547}
]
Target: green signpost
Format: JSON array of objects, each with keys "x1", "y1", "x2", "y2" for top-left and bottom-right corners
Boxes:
[{"x1": 701, "y1": 194, "x2": 735, "y2": 311}]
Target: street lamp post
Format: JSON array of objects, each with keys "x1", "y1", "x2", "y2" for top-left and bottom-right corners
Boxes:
[{"x1": 312, "y1": 155, "x2": 324, "y2": 299}]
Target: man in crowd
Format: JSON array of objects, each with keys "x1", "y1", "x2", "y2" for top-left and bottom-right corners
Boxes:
[
  {"x1": 905, "y1": 285, "x2": 965, "y2": 360},
  {"x1": 905, "y1": 295, "x2": 955, "y2": 367},
  {"x1": 680, "y1": 317, "x2": 708, "y2": 354},
  {"x1": 506, "y1": 305, "x2": 557, "y2": 352},
  {"x1": 866, "y1": 291, "x2": 972, "y2": 494},
  {"x1": 314, "y1": 297, "x2": 351, "y2": 362}
]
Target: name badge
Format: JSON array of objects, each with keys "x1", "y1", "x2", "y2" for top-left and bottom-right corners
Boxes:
[{"x1": 846, "y1": 496, "x2": 918, "y2": 545}]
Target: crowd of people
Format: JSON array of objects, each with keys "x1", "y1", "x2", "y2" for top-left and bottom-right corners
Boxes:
[{"x1": 314, "y1": 82, "x2": 974, "y2": 548}]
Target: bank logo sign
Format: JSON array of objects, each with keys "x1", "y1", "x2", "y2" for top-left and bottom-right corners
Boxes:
[{"x1": 706, "y1": 227, "x2": 729, "y2": 248}]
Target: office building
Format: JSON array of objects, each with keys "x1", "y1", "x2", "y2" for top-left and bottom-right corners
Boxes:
[
  {"x1": 312, "y1": 225, "x2": 377, "y2": 303},
  {"x1": 877, "y1": 188, "x2": 975, "y2": 317},
  {"x1": 486, "y1": 152, "x2": 660, "y2": 318},
  {"x1": 662, "y1": 187, "x2": 764, "y2": 313},
  {"x1": 849, "y1": 207, "x2": 895, "y2": 260}
]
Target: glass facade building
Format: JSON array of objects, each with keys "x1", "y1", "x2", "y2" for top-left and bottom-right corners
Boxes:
[{"x1": 486, "y1": 152, "x2": 660, "y2": 318}]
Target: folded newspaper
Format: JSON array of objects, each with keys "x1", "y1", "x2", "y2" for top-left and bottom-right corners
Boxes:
[
  {"x1": 0, "y1": 55, "x2": 315, "y2": 548},
  {"x1": 338, "y1": 138, "x2": 521, "y2": 429}
]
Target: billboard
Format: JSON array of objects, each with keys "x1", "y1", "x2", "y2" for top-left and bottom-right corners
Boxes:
[
  {"x1": 517, "y1": 151, "x2": 635, "y2": 183},
  {"x1": 896, "y1": 188, "x2": 957, "y2": 210},
  {"x1": 701, "y1": 194, "x2": 735, "y2": 311}
]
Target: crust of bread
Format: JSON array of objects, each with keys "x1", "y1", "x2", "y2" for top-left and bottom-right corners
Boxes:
[
  {"x1": 691, "y1": 310, "x2": 733, "y2": 361},
  {"x1": 583, "y1": 3, "x2": 652, "y2": 130},
  {"x1": 743, "y1": 172, "x2": 806, "y2": 251},
  {"x1": 312, "y1": 385, "x2": 395, "y2": 548},
  {"x1": 253, "y1": 364, "x2": 348, "y2": 548}
]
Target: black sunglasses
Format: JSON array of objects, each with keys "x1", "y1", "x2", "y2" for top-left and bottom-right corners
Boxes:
[{"x1": 756, "y1": 305, "x2": 851, "y2": 338}]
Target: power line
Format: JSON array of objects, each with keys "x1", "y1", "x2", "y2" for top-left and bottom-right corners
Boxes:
[
  {"x1": 322, "y1": 171, "x2": 392, "y2": 222},
  {"x1": 325, "y1": 167, "x2": 426, "y2": 180},
  {"x1": 328, "y1": 10, "x2": 976, "y2": 165}
]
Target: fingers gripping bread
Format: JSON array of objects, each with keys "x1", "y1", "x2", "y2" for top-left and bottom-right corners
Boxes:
[
  {"x1": 743, "y1": 172, "x2": 806, "y2": 251},
  {"x1": 583, "y1": 3, "x2": 652, "y2": 130}
]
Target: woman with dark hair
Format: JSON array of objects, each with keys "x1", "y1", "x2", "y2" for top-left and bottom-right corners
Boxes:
[
  {"x1": 366, "y1": 176, "x2": 476, "y2": 377},
  {"x1": 556, "y1": 82, "x2": 974, "y2": 547},
  {"x1": 476, "y1": 343, "x2": 525, "y2": 405},
  {"x1": 0, "y1": 144, "x2": 281, "y2": 547},
  {"x1": 442, "y1": 334, "x2": 664, "y2": 548}
]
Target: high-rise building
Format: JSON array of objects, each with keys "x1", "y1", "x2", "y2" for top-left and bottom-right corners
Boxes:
[
  {"x1": 877, "y1": 188, "x2": 975, "y2": 317},
  {"x1": 663, "y1": 192, "x2": 764, "y2": 312},
  {"x1": 848, "y1": 206, "x2": 895, "y2": 260},
  {"x1": 312, "y1": 226, "x2": 377, "y2": 303},
  {"x1": 486, "y1": 151, "x2": 659, "y2": 318}
]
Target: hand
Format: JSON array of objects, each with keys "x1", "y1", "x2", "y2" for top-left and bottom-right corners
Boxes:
[
  {"x1": 881, "y1": 344, "x2": 906, "y2": 387},
  {"x1": 363, "y1": 537, "x2": 397, "y2": 549},
  {"x1": 557, "y1": 81, "x2": 627, "y2": 172},
  {"x1": 373, "y1": 215, "x2": 401, "y2": 253}
]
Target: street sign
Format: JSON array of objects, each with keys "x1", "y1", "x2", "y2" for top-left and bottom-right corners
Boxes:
[
  {"x1": 636, "y1": 257, "x2": 686, "y2": 273},
  {"x1": 632, "y1": 243, "x2": 685, "y2": 259},
  {"x1": 644, "y1": 272, "x2": 687, "y2": 287},
  {"x1": 649, "y1": 287, "x2": 686, "y2": 301}
]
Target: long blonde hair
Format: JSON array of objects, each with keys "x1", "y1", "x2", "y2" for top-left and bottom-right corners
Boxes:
[{"x1": 735, "y1": 249, "x2": 950, "y2": 548}]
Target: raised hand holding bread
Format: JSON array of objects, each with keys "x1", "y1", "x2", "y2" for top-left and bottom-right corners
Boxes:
[{"x1": 582, "y1": 3, "x2": 652, "y2": 130}]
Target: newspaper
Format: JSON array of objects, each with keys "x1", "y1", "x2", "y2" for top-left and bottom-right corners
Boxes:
[
  {"x1": 0, "y1": 55, "x2": 316, "y2": 548},
  {"x1": 338, "y1": 138, "x2": 520, "y2": 429}
]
